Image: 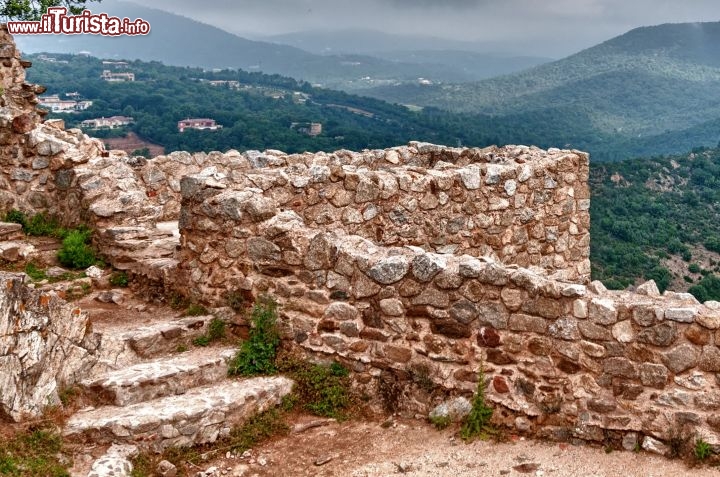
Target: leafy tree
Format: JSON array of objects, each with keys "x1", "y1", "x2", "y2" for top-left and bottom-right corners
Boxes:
[{"x1": 0, "y1": 0, "x2": 100, "y2": 21}]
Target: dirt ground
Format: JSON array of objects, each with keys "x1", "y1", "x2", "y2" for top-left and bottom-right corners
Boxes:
[{"x1": 200, "y1": 416, "x2": 720, "y2": 477}]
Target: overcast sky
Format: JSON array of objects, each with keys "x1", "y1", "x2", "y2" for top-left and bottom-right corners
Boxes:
[{"x1": 146, "y1": 0, "x2": 720, "y2": 57}]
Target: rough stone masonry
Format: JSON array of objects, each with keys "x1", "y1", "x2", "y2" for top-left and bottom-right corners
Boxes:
[{"x1": 2, "y1": 23, "x2": 720, "y2": 455}]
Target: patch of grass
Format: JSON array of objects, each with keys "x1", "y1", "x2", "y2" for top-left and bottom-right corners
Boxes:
[
  {"x1": 24, "y1": 213, "x2": 63, "y2": 237},
  {"x1": 109, "y1": 271, "x2": 129, "y2": 287},
  {"x1": 430, "y1": 415, "x2": 452, "y2": 430},
  {"x1": 175, "y1": 344, "x2": 189, "y2": 353},
  {"x1": 695, "y1": 437, "x2": 713, "y2": 461},
  {"x1": 184, "y1": 304, "x2": 209, "y2": 317},
  {"x1": 23, "y1": 263, "x2": 85, "y2": 285},
  {"x1": 278, "y1": 357, "x2": 351, "y2": 420},
  {"x1": 24, "y1": 262, "x2": 46, "y2": 281},
  {"x1": 192, "y1": 318, "x2": 226, "y2": 348},
  {"x1": 4, "y1": 210, "x2": 68, "y2": 238},
  {"x1": 57, "y1": 228, "x2": 96, "y2": 269},
  {"x1": 65, "y1": 282, "x2": 92, "y2": 301},
  {"x1": 228, "y1": 297, "x2": 280, "y2": 376},
  {"x1": 0, "y1": 428, "x2": 70, "y2": 477},
  {"x1": 227, "y1": 408, "x2": 289, "y2": 453},
  {"x1": 460, "y1": 365, "x2": 495, "y2": 442}
]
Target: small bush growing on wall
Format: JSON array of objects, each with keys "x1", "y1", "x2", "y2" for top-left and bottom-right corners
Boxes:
[{"x1": 228, "y1": 296, "x2": 280, "y2": 376}]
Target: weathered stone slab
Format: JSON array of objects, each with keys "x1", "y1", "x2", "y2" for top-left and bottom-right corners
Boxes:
[
  {"x1": 82, "y1": 348, "x2": 236, "y2": 406},
  {"x1": 64, "y1": 377, "x2": 294, "y2": 450}
]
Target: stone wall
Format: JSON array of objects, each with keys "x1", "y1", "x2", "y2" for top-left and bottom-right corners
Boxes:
[
  {"x1": 177, "y1": 144, "x2": 590, "y2": 283},
  {"x1": 0, "y1": 272, "x2": 98, "y2": 421},
  {"x1": 0, "y1": 24, "x2": 106, "y2": 226},
  {"x1": 177, "y1": 158, "x2": 720, "y2": 451}
]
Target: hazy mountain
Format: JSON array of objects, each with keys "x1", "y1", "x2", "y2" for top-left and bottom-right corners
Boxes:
[
  {"x1": 14, "y1": 1, "x2": 502, "y2": 89},
  {"x1": 262, "y1": 29, "x2": 524, "y2": 55},
  {"x1": 363, "y1": 22, "x2": 720, "y2": 147},
  {"x1": 261, "y1": 30, "x2": 552, "y2": 80}
]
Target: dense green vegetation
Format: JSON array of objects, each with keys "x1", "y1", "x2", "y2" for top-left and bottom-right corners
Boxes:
[
  {"x1": 28, "y1": 53, "x2": 510, "y2": 154},
  {"x1": 590, "y1": 147, "x2": 720, "y2": 299},
  {"x1": 4, "y1": 210, "x2": 98, "y2": 270}
]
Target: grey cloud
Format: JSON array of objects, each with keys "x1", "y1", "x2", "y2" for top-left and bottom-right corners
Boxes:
[{"x1": 144, "y1": 0, "x2": 720, "y2": 57}]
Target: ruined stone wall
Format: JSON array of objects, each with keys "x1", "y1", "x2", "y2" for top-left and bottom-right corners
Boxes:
[
  {"x1": 176, "y1": 144, "x2": 590, "y2": 283},
  {"x1": 177, "y1": 158, "x2": 720, "y2": 451},
  {"x1": 0, "y1": 272, "x2": 98, "y2": 421},
  {"x1": 0, "y1": 24, "x2": 106, "y2": 226}
]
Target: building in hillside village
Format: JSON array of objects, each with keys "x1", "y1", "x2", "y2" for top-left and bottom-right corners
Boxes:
[
  {"x1": 290, "y1": 122, "x2": 322, "y2": 136},
  {"x1": 38, "y1": 95, "x2": 93, "y2": 113},
  {"x1": 205, "y1": 80, "x2": 241, "y2": 89},
  {"x1": 102, "y1": 61, "x2": 129, "y2": 67},
  {"x1": 80, "y1": 116, "x2": 134, "y2": 130},
  {"x1": 101, "y1": 70, "x2": 135, "y2": 82},
  {"x1": 177, "y1": 118, "x2": 222, "y2": 133}
]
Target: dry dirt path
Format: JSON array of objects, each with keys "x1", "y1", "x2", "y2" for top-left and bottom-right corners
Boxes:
[{"x1": 205, "y1": 418, "x2": 719, "y2": 477}]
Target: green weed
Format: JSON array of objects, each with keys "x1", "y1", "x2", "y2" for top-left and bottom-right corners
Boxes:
[
  {"x1": 695, "y1": 437, "x2": 713, "y2": 461},
  {"x1": 109, "y1": 271, "x2": 129, "y2": 287},
  {"x1": 191, "y1": 318, "x2": 225, "y2": 347},
  {"x1": 228, "y1": 297, "x2": 280, "y2": 376},
  {"x1": 184, "y1": 304, "x2": 209, "y2": 317},
  {"x1": 278, "y1": 358, "x2": 351, "y2": 420},
  {"x1": 460, "y1": 365, "x2": 495, "y2": 442}
]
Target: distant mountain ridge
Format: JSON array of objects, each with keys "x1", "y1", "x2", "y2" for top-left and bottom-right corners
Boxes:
[
  {"x1": 14, "y1": 0, "x2": 545, "y2": 88},
  {"x1": 362, "y1": 21, "x2": 720, "y2": 158}
]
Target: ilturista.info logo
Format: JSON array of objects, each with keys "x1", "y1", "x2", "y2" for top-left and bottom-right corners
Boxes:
[{"x1": 7, "y1": 7, "x2": 151, "y2": 35}]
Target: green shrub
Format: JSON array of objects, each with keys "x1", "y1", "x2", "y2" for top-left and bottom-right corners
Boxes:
[
  {"x1": 689, "y1": 274, "x2": 720, "y2": 303},
  {"x1": 228, "y1": 297, "x2": 280, "y2": 376},
  {"x1": 695, "y1": 437, "x2": 713, "y2": 461},
  {"x1": 279, "y1": 359, "x2": 351, "y2": 419},
  {"x1": 460, "y1": 366, "x2": 495, "y2": 442},
  {"x1": 689, "y1": 263, "x2": 702, "y2": 274},
  {"x1": 4, "y1": 209, "x2": 27, "y2": 227},
  {"x1": 192, "y1": 318, "x2": 226, "y2": 347},
  {"x1": 185, "y1": 304, "x2": 209, "y2": 316},
  {"x1": 24, "y1": 213, "x2": 62, "y2": 237},
  {"x1": 430, "y1": 415, "x2": 452, "y2": 430},
  {"x1": 57, "y1": 229, "x2": 96, "y2": 269},
  {"x1": 109, "y1": 271, "x2": 129, "y2": 287}
]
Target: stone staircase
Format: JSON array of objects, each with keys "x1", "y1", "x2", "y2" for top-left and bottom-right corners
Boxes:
[{"x1": 63, "y1": 310, "x2": 294, "y2": 475}]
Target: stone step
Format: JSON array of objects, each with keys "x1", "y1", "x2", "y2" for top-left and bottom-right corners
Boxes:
[
  {"x1": 81, "y1": 347, "x2": 237, "y2": 406},
  {"x1": 0, "y1": 222, "x2": 22, "y2": 241},
  {"x1": 87, "y1": 315, "x2": 219, "y2": 378},
  {"x1": 63, "y1": 377, "x2": 294, "y2": 452}
]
